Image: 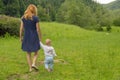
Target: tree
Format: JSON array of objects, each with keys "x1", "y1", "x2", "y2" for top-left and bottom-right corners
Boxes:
[
  {"x1": 56, "y1": 0, "x2": 95, "y2": 27},
  {"x1": 18, "y1": 0, "x2": 25, "y2": 17},
  {"x1": 3, "y1": 0, "x2": 20, "y2": 17},
  {"x1": 113, "y1": 17, "x2": 120, "y2": 26},
  {"x1": 0, "y1": 0, "x2": 4, "y2": 14},
  {"x1": 37, "y1": 5, "x2": 50, "y2": 21},
  {"x1": 39, "y1": 0, "x2": 65, "y2": 21}
]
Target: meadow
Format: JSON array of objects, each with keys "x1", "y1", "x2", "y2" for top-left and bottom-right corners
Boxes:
[{"x1": 0, "y1": 22, "x2": 120, "y2": 80}]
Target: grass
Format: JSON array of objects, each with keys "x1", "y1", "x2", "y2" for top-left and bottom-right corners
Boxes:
[{"x1": 0, "y1": 22, "x2": 120, "y2": 80}]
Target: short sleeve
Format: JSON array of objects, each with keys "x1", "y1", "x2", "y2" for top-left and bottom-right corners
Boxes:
[
  {"x1": 21, "y1": 17, "x2": 25, "y2": 22},
  {"x1": 34, "y1": 16, "x2": 39, "y2": 23}
]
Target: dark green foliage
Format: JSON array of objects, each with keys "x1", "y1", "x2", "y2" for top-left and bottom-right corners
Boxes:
[
  {"x1": 0, "y1": 0, "x2": 116, "y2": 31},
  {"x1": 0, "y1": 0, "x2": 47, "y2": 18},
  {"x1": 106, "y1": 25, "x2": 112, "y2": 31},
  {"x1": 38, "y1": 0, "x2": 65, "y2": 21},
  {"x1": 95, "y1": 24, "x2": 103, "y2": 31},
  {"x1": 2, "y1": 0, "x2": 20, "y2": 17},
  {"x1": 0, "y1": 0, "x2": 65, "y2": 21},
  {"x1": 56, "y1": 0, "x2": 111, "y2": 30},
  {"x1": 0, "y1": 15, "x2": 20, "y2": 36},
  {"x1": 113, "y1": 17, "x2": 120, "y2": 26},
  {"x1": 37, "y1": 5, "x2": 51, "y2": 21},
  {"x1": 0, "y1": 0, "x2": 4, "y2": 14},
  {"x1": 18, "y1": 0, "x2": 26, "y2": 17}
]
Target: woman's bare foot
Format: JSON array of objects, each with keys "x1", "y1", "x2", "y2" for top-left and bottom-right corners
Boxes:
[{"x1": 29, "y1": 68, "x2": 32, "y2": 72}]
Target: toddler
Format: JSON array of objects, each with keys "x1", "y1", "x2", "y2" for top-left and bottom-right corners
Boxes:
[{"x1": 40, "y1": 39, "x2": 57, "y2": 72}]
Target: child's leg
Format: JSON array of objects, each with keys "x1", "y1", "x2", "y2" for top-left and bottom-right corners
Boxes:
[
  {"x1": 45, "y1": 57, "x2": 53, "y2": 72},
  {"x1": 44, "y1": 57, "x2": 49, "y2": 69},
  {"x1": 49, "y1": 58, "x2": 54, "y2": 70}
]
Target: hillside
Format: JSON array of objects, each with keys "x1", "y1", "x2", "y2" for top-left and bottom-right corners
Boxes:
[
  {"x1": 0, "y1": 22, "x2": 120, "y2": 80},
  {"x1": 103, "y1": 0, "x2": 120, "y2": 10},
  {"x1": 0, "y1": 0, "x2": 112, "y2": 29},
  {"x1": 103, "y1": 0, "x2": 120, "y2": 26}
]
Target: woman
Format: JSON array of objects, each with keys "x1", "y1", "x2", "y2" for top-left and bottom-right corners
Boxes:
[{"x1": 19, "y1": 4, "x2": 42, "y2": 72}]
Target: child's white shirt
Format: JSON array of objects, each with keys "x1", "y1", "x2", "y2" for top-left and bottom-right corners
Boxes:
[{"x1": 40, "y1": 42, "x2": 57, "y2": 57}]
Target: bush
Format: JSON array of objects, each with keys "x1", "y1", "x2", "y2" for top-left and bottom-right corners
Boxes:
[
  {"x1": 0, "y1": 15, "x2": 20, "y2": 36},
  {"x1": 106, "y1": 25, "x2": 112, "y2": 32},
  {"x1": 113, "y1": 17, "x2": 120, "y2": 26},
  {"x1": 95, "y1": 24, "x2": 103, "y2": 31}
]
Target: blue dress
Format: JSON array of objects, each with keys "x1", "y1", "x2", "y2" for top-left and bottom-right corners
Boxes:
[{"x1": 22, "y1": 16, "x2": 40, "y2": 52}]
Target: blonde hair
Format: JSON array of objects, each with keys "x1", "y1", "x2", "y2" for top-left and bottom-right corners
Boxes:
[
  {"x1": 46, "y1": 39, "x2": 51, "y2": 45},
  {"x1": 23, "y1": 4, "x2": 37, "y2": 20}
]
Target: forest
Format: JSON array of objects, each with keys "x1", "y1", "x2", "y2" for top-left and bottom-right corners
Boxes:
[{"x1": 0, "y1": 0, "x2": 120, "y2": 30}]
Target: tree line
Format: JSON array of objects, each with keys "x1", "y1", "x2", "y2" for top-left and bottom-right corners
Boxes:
[
  {"x1": 0, "y1": 0, "x2": 118, "y2": 30},
  {"x1": 103, "y1": 0, "x2": 120, "y2": 26},
  {"x1": 0, "y1": 0, "x2": 65, "y2": 21}
]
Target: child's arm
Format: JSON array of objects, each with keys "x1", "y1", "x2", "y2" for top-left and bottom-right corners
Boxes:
[
  {"x1": 40, "y1": 41, "x2": 45, "y2": 49},
  {"x1": 53, "y1": 48, "x2": 57, "y2": 57}
]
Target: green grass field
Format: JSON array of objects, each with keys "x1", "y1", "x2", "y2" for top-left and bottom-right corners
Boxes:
[{"x1": 0, "y1": 22, "x2": 120, "y2": 80}]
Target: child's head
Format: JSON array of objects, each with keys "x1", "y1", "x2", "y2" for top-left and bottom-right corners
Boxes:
[{"x1": 46, "y1": 39, "x2": 51, "y2": 46}]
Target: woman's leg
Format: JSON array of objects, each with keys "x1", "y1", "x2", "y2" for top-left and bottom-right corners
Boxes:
[
  {"x1": 26, "y1": 52, "x2": 32, "y2": 71},
  {"x1": 32, "y1": 51, "x2": 39, "y2": 66},
  {"x1": 31, "y1": 51, "x2": 39, "y2": 71}
]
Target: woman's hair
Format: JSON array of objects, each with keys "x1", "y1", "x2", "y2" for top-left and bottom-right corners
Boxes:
[{"x1": 23, "y1": 4, "x2": 37, "y2": 20}]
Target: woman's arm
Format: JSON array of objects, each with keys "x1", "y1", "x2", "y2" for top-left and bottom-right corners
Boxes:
[
  {"x1": 36, "y1": 22, "x2": 42, "y2": 41},
  {"x1": 19, "y1": 21, "x2": 24, "y2": 42}
]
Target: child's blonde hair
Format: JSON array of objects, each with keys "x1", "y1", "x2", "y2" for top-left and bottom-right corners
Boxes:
[{"x1": 46, "y1": 39, "x2": 51, "y2": 45}]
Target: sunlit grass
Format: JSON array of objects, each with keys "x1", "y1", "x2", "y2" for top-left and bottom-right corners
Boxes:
[{"x1": 0, "y1": 22, "x2": 120, "y2": 80}]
